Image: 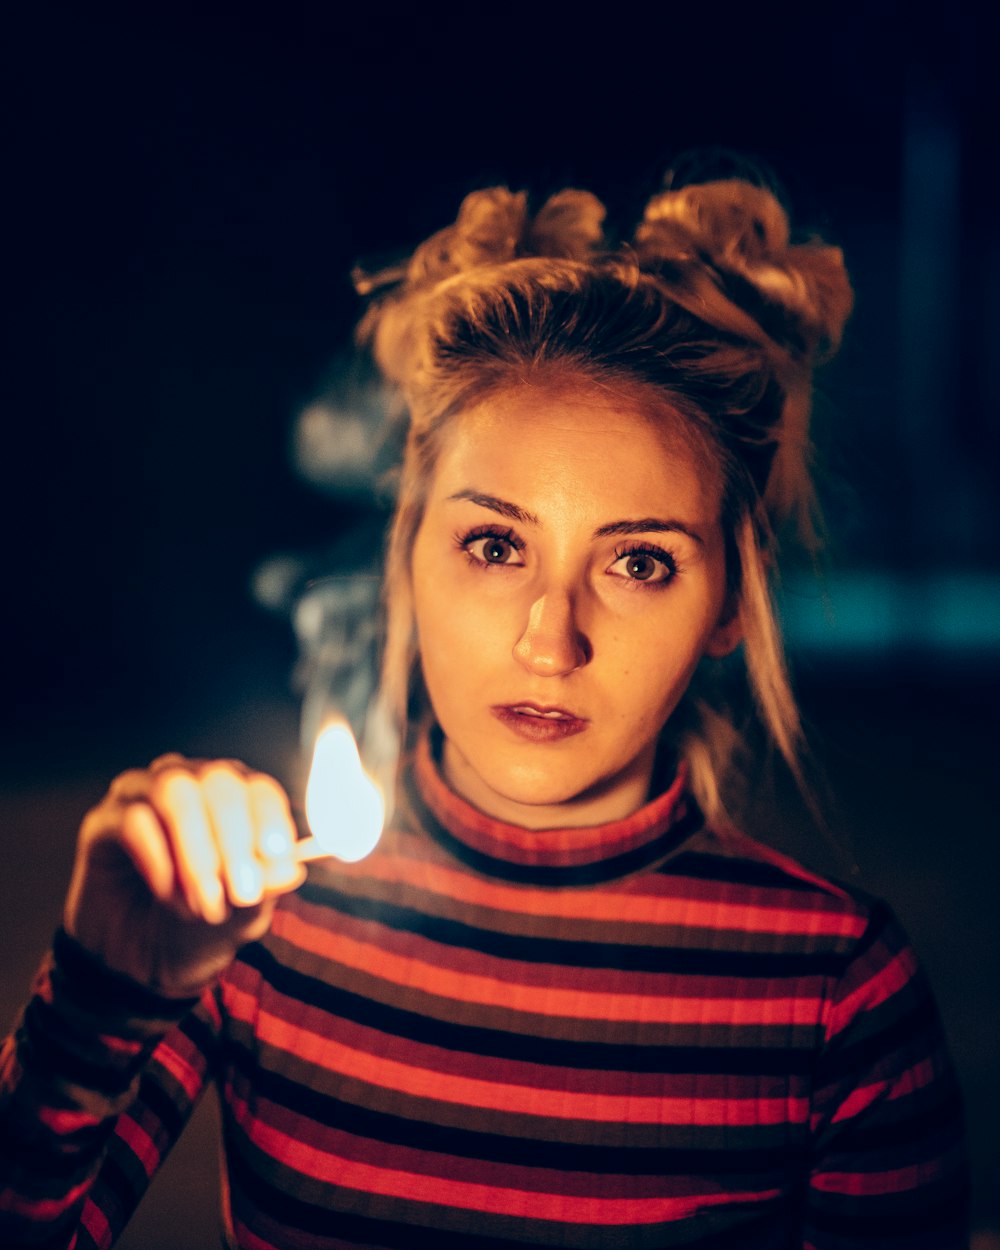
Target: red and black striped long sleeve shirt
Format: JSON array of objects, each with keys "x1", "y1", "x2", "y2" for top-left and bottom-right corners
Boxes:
[{"x1": 0, "y1": 735, "x2": 969, "y2": 1247}]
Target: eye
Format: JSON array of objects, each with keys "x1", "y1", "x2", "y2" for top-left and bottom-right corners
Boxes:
[
  {"x1": 608, "y1": 544, "x2": 676, "y2": 587},
  {"x1": 475, "y1": 536, "x2": 520, "y2": 565},
  {"x1": 458, "y1": 526, "x2": 526, "y2": 568}
]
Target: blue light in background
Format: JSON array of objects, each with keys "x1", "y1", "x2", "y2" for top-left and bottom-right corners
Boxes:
[{"x1": 779, "y1": 572, "x2": 1000, "y2": 658}]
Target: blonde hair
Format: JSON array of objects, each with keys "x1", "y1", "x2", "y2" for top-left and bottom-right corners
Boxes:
[{"x1": 355, "y1": 177, "x2": 853, "y2": 826}]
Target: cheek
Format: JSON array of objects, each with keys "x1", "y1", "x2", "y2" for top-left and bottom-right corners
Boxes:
[
  {"x1": 605, "y1": 609, "x2": 715, "y2": 718},
  {"x1": 413, "y1": 533, "x2": 514, "y2": 646},
  {"x1": 411, "y1": 555, "x2": 504, "y2": 702},
  {"x1": 632, "y1": 660, "x2": 693, "y2": 726}
]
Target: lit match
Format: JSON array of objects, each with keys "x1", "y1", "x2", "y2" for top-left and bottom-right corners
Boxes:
[{"x1": 293, "y1": 720, "x2": 385, "y2": 863}]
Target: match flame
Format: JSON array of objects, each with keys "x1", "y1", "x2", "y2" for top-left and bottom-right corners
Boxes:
[{"x1": 304, "y1": 721, "x2": 385, "y2": 862}]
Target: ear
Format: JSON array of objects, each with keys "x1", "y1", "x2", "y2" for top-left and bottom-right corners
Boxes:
[{"x1": 703, "y1": 595, "x2": 743, "y2": 659}]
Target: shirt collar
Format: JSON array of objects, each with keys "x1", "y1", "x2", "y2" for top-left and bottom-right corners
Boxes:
[{"x1": 405, "y1": 726, "x2": 703, "y2": 887}]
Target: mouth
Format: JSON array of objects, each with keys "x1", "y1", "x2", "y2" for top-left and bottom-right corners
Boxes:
[{"x1": 491, "y1": 702, "x2": 588, "y2": 741}]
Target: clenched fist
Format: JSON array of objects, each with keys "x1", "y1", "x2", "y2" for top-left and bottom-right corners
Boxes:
[{"x1": 65, "y1": 754, "x2": 306, "y2": 998}]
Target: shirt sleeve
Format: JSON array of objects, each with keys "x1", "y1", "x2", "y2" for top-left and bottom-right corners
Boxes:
[
  {"x1": 805, "y1": 899, "x2": 970, "y2": 1249},
  {"x1": 0, "y1": 929, "x2": 221, "y2": 1249}
]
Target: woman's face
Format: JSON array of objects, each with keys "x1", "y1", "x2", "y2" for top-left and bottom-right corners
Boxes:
[{"x1": 410, "y1": 376, "x2": 739, "y2": 828}]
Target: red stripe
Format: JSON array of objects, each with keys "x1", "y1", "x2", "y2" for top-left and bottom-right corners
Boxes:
[
  {"x1": 831, "y1": 1056, "x2": 939, "y2": 1123},
  {"x1": 116, "y1": 1114, "x2": 160, "y2": 1177},
  {"x1": 92, "y1": 1031, "x2": 143, "y2": 1058},
  {"x1": 282, "y1": 902, "x2": 832, "y2": 1000},
  {"x1": 0, "y1": 1175, "x2": 93, "y2": 1221},
  {"x1": 37, "y1": 1103, "x2": 101, "y2": 1133},
  {"x1": 226, "y1": 983, "x2": 809, "y2": 1127},
  {"x1": 224, "y1": 973, "x2": 810, "y2": 1101},
  {"x1": 153, "y1": 1036, "x2": 205, "y2": 1103},
  {"x1": 324, "y1": 855, "x2": 865, "y2": 936},
  {"x1": 272, "y1": 908, "x2": 827, "y2": 1027},
  {"x1": 811, "y1": 1160, "x2": 948, "y2": 1196},
  {"x1": 80, "y1": 1198, "x2": 112, "y2": 1249},
  {"x1": 239, "y1": 1102, "x2": 781, "y2": 1222},
  {"x1": 826, "y1": 947, "x2": 917, "y2": 1037},
  {"x1": 237, "y1": 1083, "x2": 721, "y2": 1198}
]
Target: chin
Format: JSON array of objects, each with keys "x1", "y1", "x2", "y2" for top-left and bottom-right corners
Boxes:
[
  {"x1": 468, "y1": 741, "x2": 634, "y2": 816},
  {"x1": 445, "y1": 732, "x2": 580, "y2": 802},
  {"x1": 491, "y1": 769, "x2": 592, "y2": 810}
]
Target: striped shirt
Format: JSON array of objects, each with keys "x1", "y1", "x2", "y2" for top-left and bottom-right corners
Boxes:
[{"x1": 0, "y1": 733, "x2": 969, "y2": 1247}]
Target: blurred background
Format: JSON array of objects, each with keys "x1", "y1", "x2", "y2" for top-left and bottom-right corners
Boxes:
[{"x1": 2, "y1": 4, "x2": 997, "y2": 1243}]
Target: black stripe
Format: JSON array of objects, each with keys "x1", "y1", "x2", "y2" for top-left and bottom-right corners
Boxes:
[
  {"x1": 21, "y1": 1000, "x2": 144, "y2": 1098},
  {"x1": 138, "y1": 1066, "x2": 189, "y2": 1140},
  {"x1": 817, "y1": 993, "x2": 941, "y2": 1085},
  {"x1": 804, "y1": 1177, "x2": 970, "y2": 1239},
  {"x1": 228, "y1": 1034, "x2": 801, "y2": 1175},
  {"x1": 52, "y1": 927, "x2": 200, "y2": 1020},
  {"x1": 819, "y1": 1088, "x2": 964, "y2": 1156},
  {"x1": 240, "y1": 943, "x2": 812, "y2": 1075},
  {"x1": 663, "y1": 851, "x2": 842, "y2": 894},
  {"x1": 229, "y1": 1142, "x2": 535, "y2": 1249},
  {"x1": 177, "y1": 1005, "x2": 221, "y2": 1071},
  {"x1": 3, "y1": 1215, "x2": 102, "y2": 1250},
  {"x1": 295, "y1": 882, "x2": 846, "y2": 978},
  {"x1": 90, "y1": 1152, "x2": 138, "y2": 1227},
  {"x1": 0, "y1": 1122, "x2": 110, "y2": 1180},
  {"x1": 846, "y1": 898, "x2": 892, "y2": 963},
  {"x1": 227, "y1": 1136, "x2": 796, "y2": 1249}
]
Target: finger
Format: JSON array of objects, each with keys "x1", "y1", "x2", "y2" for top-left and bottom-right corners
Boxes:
[
  {"x1": 201, "y1": 764, "x2": 263, "y2": 908},
  {"x1": 247, "y1": 774, "x2": 305, "y2": 893},
  {"x1": 149, "y1": 752, "x2": 190, "y2": 773},
  {"x1": 148, "y1": 753, "x2": 249, "y2": 777},
  {"x1": 94, "y1": 769, "x2": 190, "y2": 912},
  {"x1": 106, "y1": 768, "x2": 155, "y2": 804},
  {"x1": 120, "y1": 801, "x2": 177, "y2": 901},
  {"x1": 209, "y1": 757, "x2": 253, "y2": 778},
  {"x1": 153, "y1": 769, "x2": 227, "y2": 923}
]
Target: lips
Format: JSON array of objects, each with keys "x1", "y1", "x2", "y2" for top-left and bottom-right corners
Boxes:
[{"x1": 491, "y1": 702, "x2": 588, "y2": 742}]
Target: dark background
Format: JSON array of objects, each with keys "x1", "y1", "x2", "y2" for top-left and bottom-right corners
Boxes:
[{"x1": 2, "y1": 4, "x2": 998, "y2": 1243}]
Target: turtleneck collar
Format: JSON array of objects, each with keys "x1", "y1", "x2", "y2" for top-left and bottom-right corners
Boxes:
[{"x1": 404, "y1": 727, "x2": 703, "y2": 888}]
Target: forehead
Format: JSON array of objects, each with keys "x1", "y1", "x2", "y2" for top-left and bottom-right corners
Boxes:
[{"x1": 431, "y1": 378, "x2": 722, "y2": 520}]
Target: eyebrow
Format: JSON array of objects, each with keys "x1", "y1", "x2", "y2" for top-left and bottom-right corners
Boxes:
[
  {"x1": 593, "y1": 517, "x2": 705, "y2": 545},
  {"x1": 446, "y1": 491, "x2": 540, "y2": 526},
  {"x1": 447, "y1": 491, "x2": 704, "y2": 545}
]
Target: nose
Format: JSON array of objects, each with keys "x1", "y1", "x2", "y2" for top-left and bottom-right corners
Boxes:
[{"x1": 512, "y1": 591, "x2": 591, "y2": 677}]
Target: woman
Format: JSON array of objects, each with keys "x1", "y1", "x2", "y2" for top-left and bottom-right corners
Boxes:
[{"x1": 0, "y1": 176, "x2": 969, "y2": 1247}]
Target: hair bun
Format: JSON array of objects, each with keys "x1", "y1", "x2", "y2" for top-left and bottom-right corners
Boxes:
[
  {"x1": 400, "y1": 186, "x2": 607, "y2": 292},
  {"x1": 641, "y1": 180, "x2": 790, "y2": 266},
  {"x1": 406, "y1": 188, "x2": 528, "y2": 286},
  {"x1": 526, "y1": 189, "x2": 606, "y2": 259},
  {"x1": 636, "y1": 180, "x2": 852, "y2": 361}
]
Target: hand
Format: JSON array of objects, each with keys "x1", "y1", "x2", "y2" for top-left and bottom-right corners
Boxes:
[{"x1": 64, "y1": 754, "x2": 306, "y2": 997}]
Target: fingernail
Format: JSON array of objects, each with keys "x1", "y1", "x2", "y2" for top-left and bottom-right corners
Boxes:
[
  {"x1": 206, "y1": 881, "x2": 227, "y2": 923},
  {"x1": 263, "y1": 826, "x2": 291, "y2": 857},
  {"x1": 234, "y1": 861, "x2": 262, "y2": 903}
]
